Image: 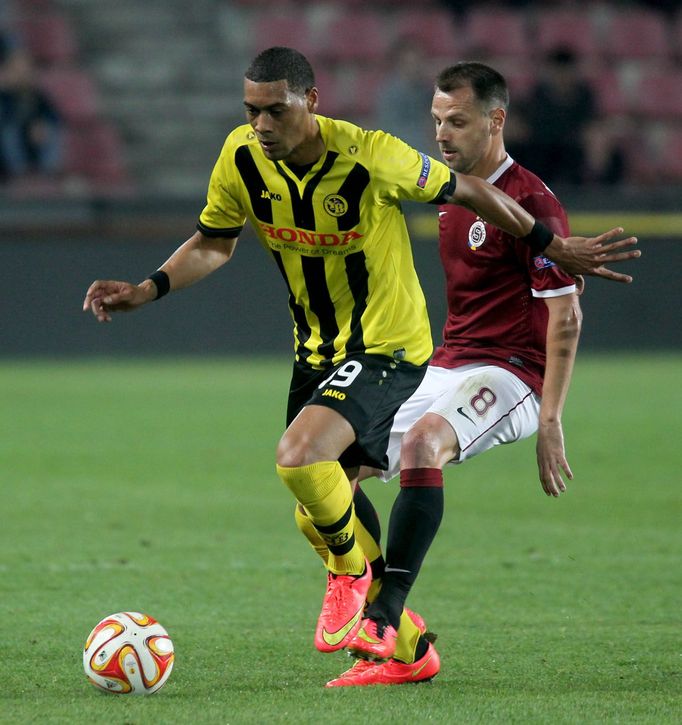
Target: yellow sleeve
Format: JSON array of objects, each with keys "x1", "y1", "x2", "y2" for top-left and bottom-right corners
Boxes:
[
  {"x1": 197, "y1": 136, "x2": 247, "y2": 237},
  {"x1": 369, "y1": 130, "x2": 452, "y2": 204}
]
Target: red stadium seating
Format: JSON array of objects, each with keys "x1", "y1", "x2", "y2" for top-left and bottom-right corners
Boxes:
[
  {"x1": 602, "y1": 9, "x2": 670, "y2": 60},
  {"x1": 319, "y1": 13, "x2": 389, "y2": 63},
  {"x1": 252, "y1": 14, "x2": 316, "y2": 58},
  {"x1": 534, "y1": 10, "x2": 601, "y2": 58},
  {"x1": 586, "y1": 67, "x2": 631, "y2": 116},
  {"x1": 314, "y1": 67, "x2": 382, "y2": 120},
  {"x1": 64, "y1": 122, "x2": 127, "y2": 185},
  {"x1": 40, "y1": 68, "x2": 100, "y2": 123},
  {"x1": 463, "y1": 9, "x2": 528, "y2": 58},
  {"x1": 657, "y1": 126, "x2": 682, "y2": 180},
  {"x1": 16, "y1": 14, "x2": 77, "y2": 65},
  {"x1": 393, "y1": 9, "x2": 459, "y2": 57},
  {"x1": 635, "y1": 70, "x2": 682, "y2": 119}
]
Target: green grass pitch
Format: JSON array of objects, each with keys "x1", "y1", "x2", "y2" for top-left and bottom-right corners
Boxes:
[{"x1": 1, "y1": 355, "x2": 680, "y2": 724}]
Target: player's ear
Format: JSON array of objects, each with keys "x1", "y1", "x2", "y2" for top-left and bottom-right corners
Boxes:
[
  {"x1": 306, "y1": 87, "x2": 319, "y2": 113},
  {"x1": 490, "y1": 107, "x2": 505, "y2": 135}
]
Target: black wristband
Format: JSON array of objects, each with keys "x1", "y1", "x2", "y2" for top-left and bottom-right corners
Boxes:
[
  {"x1": 147, "y1": 270, "x2": 170, "y2": 300},
  {"x1": 521, "y1": 220, "x2": 554, "y2": 254}
]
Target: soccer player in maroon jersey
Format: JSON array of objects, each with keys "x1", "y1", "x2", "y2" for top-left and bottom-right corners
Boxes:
[{"x1": 328, "y1": 62, "x2": 602, "y2": 686}]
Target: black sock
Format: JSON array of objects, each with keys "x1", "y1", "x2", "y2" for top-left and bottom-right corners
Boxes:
[
  {"x1": 353, "y1": 484, "x2": 385, "y2": 579},
  {"x1": 369, "y1": 469, "x2": 444, "y2": 629}
]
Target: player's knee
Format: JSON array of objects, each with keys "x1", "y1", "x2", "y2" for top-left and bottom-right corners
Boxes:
[
  {"x1": 275, "y1": 430, "x2": 315, "y2": 468},
  {"x1": 402, "y1": 419, "x2": 456, "y2": 469}
]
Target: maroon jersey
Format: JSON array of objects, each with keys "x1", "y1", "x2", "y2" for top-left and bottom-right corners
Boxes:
[{"x1": 430, "y1": 156, "x2": 576, "y2": 396}]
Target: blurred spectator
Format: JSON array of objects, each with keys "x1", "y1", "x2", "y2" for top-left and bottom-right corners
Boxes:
[
  {"x1": 0, "y1": 26, "x2": 23, "y2": 84},
  {"x1": 0, "y1": 47, "x2": 63, "y2": 181},
  {"x1": 513, "y1": 47, "x2": 596, "y2": 184},
  {"x1": 374, "y1": 38, "x2": 436, "y2": 154}
]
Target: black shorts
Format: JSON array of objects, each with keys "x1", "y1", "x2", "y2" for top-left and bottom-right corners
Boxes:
[{"x1": 286, "y1": 354, "x2": 428, "y2": 470}]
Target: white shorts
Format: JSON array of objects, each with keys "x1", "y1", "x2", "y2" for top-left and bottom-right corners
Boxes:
[{"x1": 378, "y1": 363, "x2": 540, "y2": 482}]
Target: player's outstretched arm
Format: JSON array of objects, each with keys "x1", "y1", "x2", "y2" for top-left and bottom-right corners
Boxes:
[
  {"x1": 544, "y1": 227, "x2": 640, "y2": 283},
  {"x1": 82, "y1": 231, "x2": 238, "y2": 323},
  {"x1": 445, "y1": 175, "x2": 640, "y2": 282}
]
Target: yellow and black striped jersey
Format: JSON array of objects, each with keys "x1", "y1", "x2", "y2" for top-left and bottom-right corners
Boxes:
[{"x1": 198, "y1": 115, "x2": 452, "y2": 369}]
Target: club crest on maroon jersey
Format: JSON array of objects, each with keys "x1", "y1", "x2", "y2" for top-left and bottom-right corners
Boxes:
[{"x1": 468, "y1": 220, "x2": 486, "y2": 250}]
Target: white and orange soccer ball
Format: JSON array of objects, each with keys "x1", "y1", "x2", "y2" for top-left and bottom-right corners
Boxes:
[{"x1": 83, "y1": 611, "x2": 174, "y2": 695}]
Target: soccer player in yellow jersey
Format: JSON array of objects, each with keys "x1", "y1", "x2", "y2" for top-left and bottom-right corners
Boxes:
[{"x1": 83, "y1": 47, "x2": 638, "y2": 672}]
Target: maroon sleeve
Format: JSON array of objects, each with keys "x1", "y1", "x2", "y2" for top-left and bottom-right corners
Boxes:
[{"x1": 517, "y1": 190, "x2": 576, "y2": 291}]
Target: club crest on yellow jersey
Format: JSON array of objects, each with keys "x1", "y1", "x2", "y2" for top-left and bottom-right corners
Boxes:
[{"x1": 324, "y1": 194, "x2": 348, "y2": 217}]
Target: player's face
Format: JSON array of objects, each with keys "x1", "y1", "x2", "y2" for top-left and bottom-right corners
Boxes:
[
  {"x1": 432, "y1": 86, "x2": 501, "y2": 175},
  {"x1": 243, "y1": 79, "x2": 317, "y2": 162}
]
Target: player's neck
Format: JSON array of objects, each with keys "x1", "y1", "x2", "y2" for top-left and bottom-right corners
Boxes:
[
  {"x1": 287, "y1": 118, "x2": 325, "y2": 166},
  {"x1": 470, "y1": 143, "x2": 508, "y2": 180}
]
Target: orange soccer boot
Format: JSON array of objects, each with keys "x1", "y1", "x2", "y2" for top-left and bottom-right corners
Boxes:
[{"x1": 314, "y1": 560, "x2": 372, "y2": 653}]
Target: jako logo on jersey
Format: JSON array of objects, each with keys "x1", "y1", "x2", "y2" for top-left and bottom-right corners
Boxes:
[
  {"x1": 417, "y1": 153, "x2": 431, "y2": 188},
  {"x1": 468, "y1": 220, "x2": 486, "y2": 250},
  {"x1": 322, "y1": 388, "x2": 346, "y2": 400},
  {"x1": 259, "y1": 223, "x2": 363, "y2": 247},
  {"x1": 533, "y1": 255, "x2": 556, "y2": 270},
  {"x1": 323, "y1": 194, "x2": 348, "y2": 217},
  {"x1": 260, "y1": 190, "x2": 282, "y2": 201}
]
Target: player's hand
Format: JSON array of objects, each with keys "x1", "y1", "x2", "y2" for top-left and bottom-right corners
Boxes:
[
  {"x1": 546, "y1": 227, "x2": 640, "y2": 283},
  {"x1": 536, "y1": 420, "x2": 573, "y2": 497},
  {"x1": 82, "y1": 279, "x2": 154, "y2": 322}
]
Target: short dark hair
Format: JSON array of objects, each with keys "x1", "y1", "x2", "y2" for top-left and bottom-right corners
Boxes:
[
  {"x1": 435, "y1": 62, "x2": 509, "y2": 112},
  {"x1": 245, "y1": 47, "x2": 315, "y2": 94}
]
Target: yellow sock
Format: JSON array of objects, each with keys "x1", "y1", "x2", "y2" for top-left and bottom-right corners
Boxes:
[
  {"x1": 294, "y1": 503, "x2": 329, "y2": 565},
  {"x1": 277, "y1": 462, "x2": 365, "y2": 575},
  {"x1": 353, "y1": 515, "x2": 382, "y2": 601},
  {"x1": 393, "y1": 609, "x2": 422, "y2": 664}
]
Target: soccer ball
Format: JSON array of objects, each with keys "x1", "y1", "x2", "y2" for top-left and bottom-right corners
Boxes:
[{"x1": 83, "y1": 611, "x2": 174, "y2": 695}]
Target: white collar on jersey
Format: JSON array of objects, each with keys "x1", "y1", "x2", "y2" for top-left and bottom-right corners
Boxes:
[{"x1": 486, "y1": 155, "x2": 514, "y2": 185}]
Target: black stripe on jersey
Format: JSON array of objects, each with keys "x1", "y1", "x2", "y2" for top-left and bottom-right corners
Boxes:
[
  {"x1": 301, "y1": 256, "x2": 338, "y2": 367},
  {"x1": 234, "y1": 145, "x2": 273, "y2": 223},
  {"x1": 430, "y1": 170, "x2": 457, "y2": 204},
  {"x1": 344, "y1": 250, "x2": 369, "y2": 355},
  {"x1": 196, "y1": 221, "x2": 244, "y2": 238},
  {"x1": 335, "y1": 163, "x2": 370, "y2": 231},
  {"x1": 275, "y1": 152, "x2": 339, "y2": 230},
  {"x1": 271, "y1": 250, "x2": 312, "y2": 365}
]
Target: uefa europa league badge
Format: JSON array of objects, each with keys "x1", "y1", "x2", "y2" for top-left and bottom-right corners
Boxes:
[{"x1": 468, "y1": 219, "x2": 487, "y2": 251}]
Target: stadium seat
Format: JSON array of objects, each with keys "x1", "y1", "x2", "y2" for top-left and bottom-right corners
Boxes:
[
  {"x1": 586, "y1": 67, "x2": 631, "y2": 116},
  {"x1": 16, "y1": 13, "x2": 77, "y2": 65},
  {"x1": 40, "y1": 68, "x2": 100, "y2": 123},
  {"x1": 314, "y1": 68, "x2": 347, "y2": 117},
  {"x1": 314, "y1": 67, "x2": 382, "y2": 120},
  {"x1": 319, "y1": 13, "x2": 389, "y2": 63},
  {"x1": 251, "y1": 14, "x2": 316, "y2": 58},
  {"x1": 392, "y1": 9, "x2": 459, "y2": 57},
  {"x1": 602, "y1": 9, "x2": 671, "y2": 60},
  {"x1": 635, "y1": 69, "x2": 682, "y2": 119},
  {"x1": 674, "y1": 11, "x2": 682, "y2": 62},
  {"x1": 534, "y1": 10, "x2": 601, "y2": 58},
  {"x1": 624, "y1": 121, "x2": 666, "y2": 183},
  {"x1": 350, "y1": 67, "x2": 384, "y2": 116},
  {"x1": 502, "y1": 62, "x2": 536, "y2": 101},
  {"x1": 64, "y1": 122, "x2": 127, "y2": 185},
  {"x1": 463, "y1": 9, "x2": 528, "y2": 58},
  {"x1": 657, "y1": 126, "x2": 682, "y2": 180}
]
